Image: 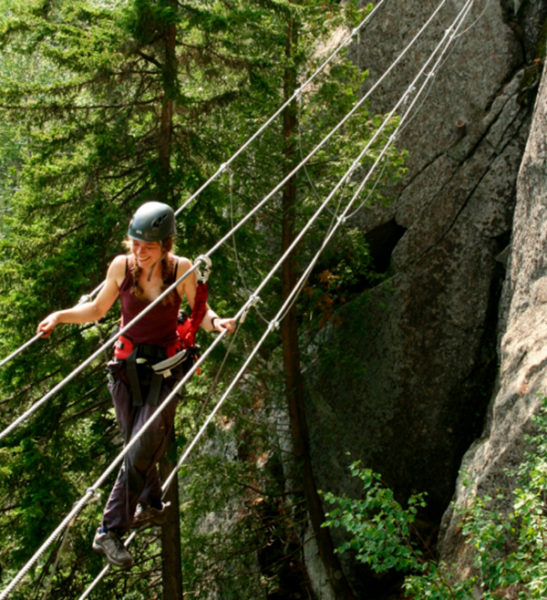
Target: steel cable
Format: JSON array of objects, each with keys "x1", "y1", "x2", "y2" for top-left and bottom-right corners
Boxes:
[
  {"x1": 0, "y1": 0, "x2": 448, "y2": 441},
  {"x1": 0, "y1": 2, "x2": 387, "y2": 372},
  {"x1": 73, "y1": 4, "x2": 475, "y2": 597}
]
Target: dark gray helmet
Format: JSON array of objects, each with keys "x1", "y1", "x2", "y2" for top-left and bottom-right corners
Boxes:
[{"x1": 128, "y1": 201, "x2": 176, "y2": 242}]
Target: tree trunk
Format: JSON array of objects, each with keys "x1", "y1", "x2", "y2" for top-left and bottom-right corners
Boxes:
[
  {"x1": 158, "y1": 5, "x2": 182, "y2": 597},
  {"x1": 280, "y1": 16, "x2": 356, "y2": 600},
  {"x1": 158, "y1": 2, "x2": 176, "y2": 202},
  {"x1": 159, "y1": 428, "x2": 183, "y2": 600}
]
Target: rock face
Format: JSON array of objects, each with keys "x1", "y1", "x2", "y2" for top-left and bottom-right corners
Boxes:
[
  {"x1": 438, "y1": 56, "x2": 547, "y2": 572},
  {"x1": 305, "y1": 0, "x2": 546, "y2": 572}
]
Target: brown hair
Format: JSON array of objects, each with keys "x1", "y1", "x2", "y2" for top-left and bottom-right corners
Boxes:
[{"x1": 125, "y1": 237, "x2": 177, "y2": 305}]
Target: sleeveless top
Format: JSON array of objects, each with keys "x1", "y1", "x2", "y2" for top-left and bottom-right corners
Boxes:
[{"x1": 119, "y1": 258, "x2": 182, "y2": 348}]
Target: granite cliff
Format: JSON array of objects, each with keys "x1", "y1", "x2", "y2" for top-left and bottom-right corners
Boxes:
[
  {"x1": 438, "y1": 54, "x2": 546, "y2": 580},
  {"x1": 304, "y1": 1, "x2": 546, "y2": 595}
]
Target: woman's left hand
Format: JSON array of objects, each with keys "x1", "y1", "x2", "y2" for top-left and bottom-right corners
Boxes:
[{"x1": 213, "y1": 317, "x2": 236, "y2": 334}]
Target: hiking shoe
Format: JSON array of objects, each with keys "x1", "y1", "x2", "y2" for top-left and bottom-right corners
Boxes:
[
  {"x1": 92, "y1": 527, "x2": 133, "y2": 569},
  {"x1": 131, "y1": 501, "x2": 171, "y2": 530}
]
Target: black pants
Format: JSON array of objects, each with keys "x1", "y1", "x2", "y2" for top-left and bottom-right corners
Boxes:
[{"x1": 101, "y1": 360, "x2": 180, "y2": 534}]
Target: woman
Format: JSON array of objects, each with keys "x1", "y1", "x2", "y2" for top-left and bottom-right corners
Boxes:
[{"x1": 37, "y1": 201, "x2": 235, "y2": 568}]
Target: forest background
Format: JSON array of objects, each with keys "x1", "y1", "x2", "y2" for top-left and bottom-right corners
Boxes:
[{"x1": 0, "y1": 1, "x2": 411, "y2": 599}]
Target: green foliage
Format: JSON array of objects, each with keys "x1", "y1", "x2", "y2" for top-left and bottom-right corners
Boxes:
[
  {"x1": 322, "y1": 461, "x2": 427, "y2": 574},
  {"x1": 322, "y1": 398, "x2": 547, "y2": 599},
  {"x1": 405, "y1": 399, "x2": 547, "y2": 599},
  {"x1": 153, "y1": 377, "x2": 289, "y2": 599},
  {"x1": 0, "y1": 0, "x2": 407, "y2": 597}
]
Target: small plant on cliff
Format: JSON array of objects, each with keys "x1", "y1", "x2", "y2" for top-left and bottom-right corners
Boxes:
[
  {"x1": 322, "y1": 462, "x2": 428, "y2": 574},
  {"x1": 322, "y1": 397, "x2": 547, "y2": 599}
]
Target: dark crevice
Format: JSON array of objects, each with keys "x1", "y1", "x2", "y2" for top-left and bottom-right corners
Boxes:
[
  {"x1": 450, "y1": 257, "x2": 507, "y2": 483},
  {"x1": 303, "y1": 219, "x2": 407, "y2": 305},
  {"x1": 400, "y1": 68, "x2": 528, "y2": 206},
  {"x1": 365, "y1": 218, "x2": 407, "y2": 273},
  {"x1": 499, "y1": 0, "x2": 547, "y2": 64}
]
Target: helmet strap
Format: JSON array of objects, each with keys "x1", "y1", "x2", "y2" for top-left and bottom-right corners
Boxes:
[{"x1": 146, "y1": 259, "x2": 161, "y2": 282}]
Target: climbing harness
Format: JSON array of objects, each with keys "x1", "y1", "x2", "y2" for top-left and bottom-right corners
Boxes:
[
  {"x1": 112, "y1": 256, "x2": 212, "y2": 405},
  {"x1": 2, "y1": 0, "x2": 484, "y2": 594}
]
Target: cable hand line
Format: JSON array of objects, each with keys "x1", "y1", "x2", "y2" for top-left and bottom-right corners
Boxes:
[
  {"x1": 0, "y1": 0, "x2": 450, "y2": 443},
  {"x1": 203, "y1": 0, "x2": 451, "y2": 258},
  {"x1": 0, "y1": 332, "x2": 44, "y2": 369},
  {"x1": 8, "y1": 1, "x2": 474, "y2": 592},
  {"x1": 0, "y1": 281, "x2": 107, "y2": 369},
  {"x1": 2, "y1": 43, "x2": 435, "y2": 591},
  {"x1": 173, "y1": 0, "x2": 388, "y2": 218},
  {"x1": 220, "y1": 2, "x2": 469, "y2": 313},
  {"x1": 0, "y1": 2, "x2": 387, "y2": 373},
  {"x1": 1, "y1": 2, "x2": 477, "y2": 596},
  {"x1": 161, "y1": 0, "x2": 479, "y2": 523},
  {"x1": 0, "y1": 261, "x2": 201, "y2": 442},
  {"x1": 0, "y1": 327, "x2": 229, "y2": 600},
  {"x1": 3, "y1": 28, "x2": 471, "y2": 598},
  {"x1": 75, "y1": 6, "x2": 476, "y2": 595},
  {"x1": 0, "y1": 0, "x2": 443, "y2": 374},
  {"x1": 161, "y1": 0, "x2": 476, "y2": 506}
]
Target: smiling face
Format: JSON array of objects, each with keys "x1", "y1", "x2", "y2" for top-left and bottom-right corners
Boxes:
[{"x1": 130, "y1": 238, "x2": 163, "y2": 268}]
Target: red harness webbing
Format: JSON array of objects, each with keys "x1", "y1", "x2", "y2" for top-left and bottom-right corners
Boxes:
[{"x1": 176, "y1": 280, "x2": 208, "y2": 349}]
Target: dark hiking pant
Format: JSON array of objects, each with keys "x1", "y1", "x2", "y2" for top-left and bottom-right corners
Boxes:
[{"x1": 101, "y1": 360, "x2": 180, "y2": 534}]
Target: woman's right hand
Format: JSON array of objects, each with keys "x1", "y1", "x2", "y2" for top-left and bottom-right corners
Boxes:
[{"x1": 37, "y1": 312, "x2": 60, "y2": 338}]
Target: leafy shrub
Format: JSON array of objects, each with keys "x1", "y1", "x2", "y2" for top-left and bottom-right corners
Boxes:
[
  {"x1": 322, "y1": 398, "x2": 547, "y2": 599},
  {"x1": 322, "y1": 462, "x2": 427, "y2": 574}
]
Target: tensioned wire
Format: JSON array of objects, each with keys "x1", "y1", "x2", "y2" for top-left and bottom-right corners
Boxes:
[
  {"x1": 172, "y1": 0, "x2": 389, "y2": 218},
  {"x1": 0, "y1": 277, "x2": 110, "y2": 368},
  {"x1": 3, "y1": 0, "x2": 476, "y2": 594},
  {"x1": 2, "y1": 1, "x2": 473, "y2": 589},
  {"x1": 0, "y1": 332, "x2": 44, "y2": 368},
  {"x1": 0, "y1": 276, "x2": 105, "y2": 368},
  {"x1": 0, "y1": 0, "x2": 450, "y2": 441},
  {"x1": 2, "y1": 43, "x2": 450, "y2": 596},
  {"x1": 277, "y1": 2, "x2": 476, "y2": 325},
  {"x1": 17, "y1": 0, "x2": 477, "y2": 594},
  {"x1": 79, "y1": 2, "x2": 477, "y2": 594},
  {"x1": 0, "y1": 259, "x2": 202, "y2": 442},
  {"x1": 0, "y1": 0, "x2": 386, "y2": 369},
  {"x1": 5, "y1": 1, "x2": 473, "y2": 594},
  {"x1": 162, "y1": 0, "x2": 476, "y2": 530},
  {"x1": 390, "y1": 0, "x2": 493, "y2": 143},
  {"x1": 8, "y1": 28, "x2": 464, "y2": 588},
  {"x1": 337, "y1": 0, "x2": 491, "y2": 225},
  {"x1": 0, "y1": 0, "x2": 430, "y2": 389},
  {"x1": 175, "y1": 0, "x2": 450, "y2": 262},
  {"x1": 72, "y1": 3, "x2": 477, "y2": 596}
]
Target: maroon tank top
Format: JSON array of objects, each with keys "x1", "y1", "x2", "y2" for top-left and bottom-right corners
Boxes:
[{"x1": 119, "y1": 259, "x2": 182, "y2": 347}]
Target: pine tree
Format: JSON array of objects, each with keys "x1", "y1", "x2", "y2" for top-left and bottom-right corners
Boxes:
[{"x1": 0, "y1": 1, "x2": 405, "y2": 597}]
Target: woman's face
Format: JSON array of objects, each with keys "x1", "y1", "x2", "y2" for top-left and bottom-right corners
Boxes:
[{"x1": 131, "y1": 239, "x2": 163, "y2": 267}]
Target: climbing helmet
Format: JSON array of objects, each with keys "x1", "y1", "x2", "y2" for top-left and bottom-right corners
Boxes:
[{"x1": 128, "y1": 201, "x2": 176, "y2": 242}]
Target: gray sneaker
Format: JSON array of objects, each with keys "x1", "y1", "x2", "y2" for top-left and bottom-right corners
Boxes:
[
  {"x1": 92, "y1": 528, "x2": 133, "y2": 569},
  {"x1": 131, "y1": 501, "x2": 171, "y2": 530}
]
